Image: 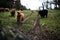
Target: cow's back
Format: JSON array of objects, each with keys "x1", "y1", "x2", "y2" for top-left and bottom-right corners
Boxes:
[{"x1": 38, "y1": 9, "x2": 48, "y2": 18}]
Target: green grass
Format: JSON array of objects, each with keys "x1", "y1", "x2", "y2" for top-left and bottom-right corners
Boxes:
[
  {"x1": 0, "y1": 12, "x2": 16, "y2": 27},
  {"x1": 0, "y1": 10, "x2": 60, "y2": 33}
]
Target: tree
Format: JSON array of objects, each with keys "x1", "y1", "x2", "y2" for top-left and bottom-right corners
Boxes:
[
  {"x1": 15, "y1": 0, "x2": 21, "y2": 10},
  {"x1": 58, "y1": 0, "x2": 60, "y2": 9},
  {"x1": 53, "y1": 0, "x2": 60, "y2": 9},
  {"x1": 53, "y1": 0, "x2": 58, "y2": 9},
  {"x1": 14, "y1": 0, "x2": 27, "y2": 10},
  {"x1": 0, "y1": 0, "x2": 14, "y2": 8},
  {"x1": 46, "y1": 0, "x2": 49, "y2": 9},
  {"x1": 20, "y1": 5, "x2": 27, "y2": 10},
  {"x1": 42, "y1": 3, "x2": 44, "y2": 10},
  {"x1": 0, "y1": 0, "x2": 8, "y2": 8},
  {"x1": 0, "y1": 0, "x2": 27, "y2": 10}
]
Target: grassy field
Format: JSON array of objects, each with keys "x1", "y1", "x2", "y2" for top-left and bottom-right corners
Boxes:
[{"x1": 0, "y1": 10, "x2": 60, "y2": 34}]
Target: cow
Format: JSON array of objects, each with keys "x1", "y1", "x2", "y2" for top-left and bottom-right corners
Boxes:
[
  {"x1": 17, "y1": 11, "x2": 24, "y2": 24},
  {"x1": 5, "y1": 8, "x2": 9, "y2": 12},
  {"x1": 0, "y1": 8, "x2": 5, "y2": 12},
  {"x1": 10, "y1": 9, "x2": 15, "y2": 17},
  {"x1": 38, "y1": 9, "x2": 48, "y2": 18}
]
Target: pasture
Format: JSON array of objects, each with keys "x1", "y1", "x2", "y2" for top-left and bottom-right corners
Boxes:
[{"x1": 0, "y1": 10, "x2": 60, "y2": 34}]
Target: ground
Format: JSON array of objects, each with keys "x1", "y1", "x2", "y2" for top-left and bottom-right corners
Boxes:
[{"x1": 0, "y1": 10, "x2": 60, "y2": 40}]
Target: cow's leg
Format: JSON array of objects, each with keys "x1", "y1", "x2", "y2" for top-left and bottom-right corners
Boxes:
[
  {"x1": 46, "y1": 14, "x2": 47, "y2": 18},
  {"x1": 41, "y1": 14, "x2": 44, "y2": 18}
]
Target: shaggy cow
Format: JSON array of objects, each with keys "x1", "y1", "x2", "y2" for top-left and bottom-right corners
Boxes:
[
  {"x1": 38, "y1": 9, "x2": 48, "y2": 18},
  {"x1": 10, "y1": 9, "x2": 15, "y2": 17},
  {"x1": 0, "y1": 8, "x2": 4, "y2": 12},
  {"x1": 17, "y1": 11, "x2": 24, "y2": 24},
  {"x1": 5, "y1": 8, "x2": 9, "y2": 12}
]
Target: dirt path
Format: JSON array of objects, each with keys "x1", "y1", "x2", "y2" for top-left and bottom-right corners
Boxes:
[
  {"x1": 27, "y1": 26, "x2": 43, "y2": 40},
  {"x1": 26, "y1": 15, "x2": 44, "y2": 40}
]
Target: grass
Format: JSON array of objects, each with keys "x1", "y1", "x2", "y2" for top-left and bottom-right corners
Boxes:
[
  {"x1": 0, "y1": 12, "x2": 16, "y2": 27},
  {"x1": 0, "y1": 10, "x2": 60, "y2": 33}
]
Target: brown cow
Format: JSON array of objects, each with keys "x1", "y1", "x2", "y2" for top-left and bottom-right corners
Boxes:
[
  {"x1": 10, "y1": 9, "x2": 15, "y2": 17},
  {"x1": 17, "y1": 11, "x2": 24, "y2": 24}
]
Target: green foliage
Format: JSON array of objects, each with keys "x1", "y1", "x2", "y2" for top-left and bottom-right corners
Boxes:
[
  {"x1": 0, "y1": 0, "x2": 14, "y2": 8},
  {"x1": 0, "y1": 0, "x2": 27, "y2": 10},
  {"x1": 0, "y1": 12, "x2": 16, "y2": 26},
  {"x1": 14, "y1": 0, "x2": 27, "y2": 10}
]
